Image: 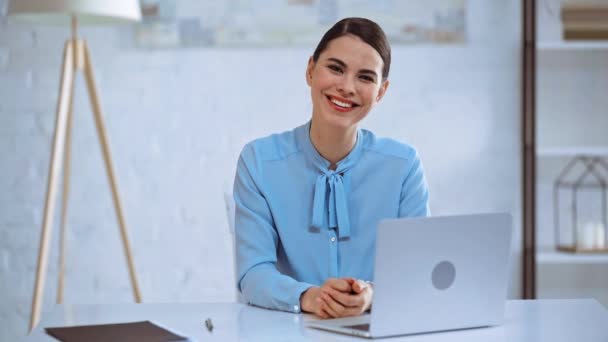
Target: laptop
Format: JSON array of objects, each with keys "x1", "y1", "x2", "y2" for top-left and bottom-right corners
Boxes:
[{"x1": 306, "y1": 213, "x2": 513, "y2": 339}]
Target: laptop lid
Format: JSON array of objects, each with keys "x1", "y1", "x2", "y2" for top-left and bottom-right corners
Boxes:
[{"x1": 369, "y1": 213, "x2": 513, "y2": 338}]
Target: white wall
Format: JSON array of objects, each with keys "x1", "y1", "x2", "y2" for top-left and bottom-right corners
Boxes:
[{"x1": 0, "y1": 1, "x2": 522, "y2": 340}]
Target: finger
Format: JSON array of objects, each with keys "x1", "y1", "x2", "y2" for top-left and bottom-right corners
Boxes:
[
  {"x1": 325, "y1": 278, "x2": 352, "y2": 292},
  {"x1": 323, "y1": 291, "x2": 347, "y2": 316},
  {"x1": 322, "y1": 294, "x2": 363, "y2": 318},
  {"x1": 352, "y1": 280, "x2": 369, "y2": 293},
  {"x1": 320, "y1": 308, "x2": 332, "y2": 319},
  {"x1": 323, "y1": 287, "x2": 360, "y2": 307},
  {"x1": 320, "y1": 296, "x2": 340, "y2": 318},
  {"x1": 314, "y1": 297, "x2": 330, "y2": 319},
  {"x1": 323, "y1": 291, "x2": 365, "y2": 317},
  {"x1": 342, "y1": 277, "x2": 357, "y2": 286}
]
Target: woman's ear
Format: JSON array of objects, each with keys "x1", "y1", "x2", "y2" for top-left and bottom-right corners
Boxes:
[
  {"x1": 306, "y1": 56, "x2": 314, "y2": 86},
  {"x1": 376, "y1": 79, "x2": 390, "y2": 102}
]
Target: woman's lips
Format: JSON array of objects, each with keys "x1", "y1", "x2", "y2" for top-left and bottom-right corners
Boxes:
[{"x1": 325, "y1": 95, "x2": 359, "y2": 112}]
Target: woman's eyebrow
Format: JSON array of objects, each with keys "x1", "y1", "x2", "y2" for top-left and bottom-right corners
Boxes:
[
  {"x1": 327, "y1": 57, "x2": 378, "y2": 78},
  {"x1": 327, "y1": 57, "x2": 347, "y2": 67}
]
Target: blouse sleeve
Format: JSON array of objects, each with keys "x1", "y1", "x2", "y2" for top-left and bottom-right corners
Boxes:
[
  {"x1": 398, "y1": 148, "x2": 431, "y2": 217},
  {"x1": 233, "y1": 144, "x2": 314, "y2": 313}
]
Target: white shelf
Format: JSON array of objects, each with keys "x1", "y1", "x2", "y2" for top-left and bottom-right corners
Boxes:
[
  {"x1": 537, "y1": 249, "x2": 608, "y2": 264},
  {"x1": 538, "y1": 41, "x2": 608, "y2": 51},
  {"x1": 537, "y1": 147, "x2": 608, "y2": 158}
]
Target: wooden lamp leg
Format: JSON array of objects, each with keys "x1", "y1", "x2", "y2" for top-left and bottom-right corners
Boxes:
[
  {"x1": 82, "y1": 41, "x2": 142, "y2": 303},
  {"x1": 56, "y1": 74, "x2": 74, "y2": 305},
  {"x1": 30, "y1": 40, "x2": 75, "y2": 332},
  {"x1": 57, "y1": 34, "x2": 80, "y2": 306}
]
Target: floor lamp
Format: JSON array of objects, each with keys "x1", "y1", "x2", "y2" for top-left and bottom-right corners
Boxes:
[{"x1": 7, "y1": 0, "x2": 143, "y2": 331}]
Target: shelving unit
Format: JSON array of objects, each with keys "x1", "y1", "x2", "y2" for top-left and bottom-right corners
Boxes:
[
  {"x1": 538, "y1": 41, "x2": 608, "y2": 51},
  {"x1": 533, "y1": 2, "x2": 608, "y2": 307},
  {"x1": 537, "y1": 249, "x2": 608, "y2": 264},
  {"x1": 536, "y1": 147, "x2": 608, "y2": 158}
]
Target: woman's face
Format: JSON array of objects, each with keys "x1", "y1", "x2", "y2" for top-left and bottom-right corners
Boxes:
[{"x1": 307, "y1": 34, "x2": 389, "y2": 131}]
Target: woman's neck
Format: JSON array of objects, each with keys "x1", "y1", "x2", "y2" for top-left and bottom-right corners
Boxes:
[{"x1": 309, "y1": 118, "x2": 357, "y2": 169}]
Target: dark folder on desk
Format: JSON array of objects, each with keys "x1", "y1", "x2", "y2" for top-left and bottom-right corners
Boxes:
[{"x1": 45, "y1": 320, "x2": 190, "y2": 342}]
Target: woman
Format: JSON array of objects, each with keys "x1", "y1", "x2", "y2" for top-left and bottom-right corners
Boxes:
[{"x1": 233, "y1": 17, "x2": 430, "y2": 319}]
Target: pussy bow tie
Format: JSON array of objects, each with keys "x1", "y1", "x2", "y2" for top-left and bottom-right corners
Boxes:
[{"x1": 311, "y1": 170, "x2": 351, "y2": 239}]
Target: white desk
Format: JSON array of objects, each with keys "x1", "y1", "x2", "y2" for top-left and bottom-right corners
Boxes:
[{"x1": 27, "y1": 299, "x2": 608, "y2": 341}]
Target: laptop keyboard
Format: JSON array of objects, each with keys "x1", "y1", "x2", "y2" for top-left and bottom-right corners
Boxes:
[{"x1": 343, "y1": 323, "x2": 370, "y2": 331}]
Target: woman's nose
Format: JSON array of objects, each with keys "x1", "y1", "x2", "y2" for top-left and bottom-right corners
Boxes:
[{"x1": 336, "y1": 76, "x2": 355, "y2": 96}]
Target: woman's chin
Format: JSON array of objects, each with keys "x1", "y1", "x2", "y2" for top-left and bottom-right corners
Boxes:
[{"x1": 313, "y1": 108, "x2": 366, "y2": 131}]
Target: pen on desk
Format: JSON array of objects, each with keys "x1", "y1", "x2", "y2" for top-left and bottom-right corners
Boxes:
[{"x1": 204, "y1": 318, "x2": 213, "y2": 332}]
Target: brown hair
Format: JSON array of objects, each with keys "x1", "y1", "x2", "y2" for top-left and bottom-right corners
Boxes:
[{"x1": 312, "y1": 17, "x2": 391, "y2": 80}]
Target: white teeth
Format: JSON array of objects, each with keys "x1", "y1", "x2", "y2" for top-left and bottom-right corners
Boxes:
[{"x1": 330, "y1": 98, "x2": 353, "y2": 108}]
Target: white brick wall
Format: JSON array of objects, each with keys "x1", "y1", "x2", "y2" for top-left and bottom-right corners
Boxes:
[{"x1": 1, "y1": 1, "x2": 522, "y2": 340}]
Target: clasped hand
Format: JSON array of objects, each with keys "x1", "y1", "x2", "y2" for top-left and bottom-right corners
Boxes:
[{"x1": 300, "y1": 277, "x2": 372, "y2": 319}]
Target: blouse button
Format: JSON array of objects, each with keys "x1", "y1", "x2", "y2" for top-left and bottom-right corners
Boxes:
[{"x1": 330, "y1": 237, "x2": 336, "y2": 243}]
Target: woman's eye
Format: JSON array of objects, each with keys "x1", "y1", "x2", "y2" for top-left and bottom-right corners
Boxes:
[
  {"x1": 359, "y1": 75, "x2": 375, "y2": 83},
  {"x1": 328, "y1": 65, "x2": 342, "y2": 73}
]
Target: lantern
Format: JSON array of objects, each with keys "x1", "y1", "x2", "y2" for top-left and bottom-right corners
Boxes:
[{"x1": 553, "y1": 156, "x2": 608, "y2": 252}]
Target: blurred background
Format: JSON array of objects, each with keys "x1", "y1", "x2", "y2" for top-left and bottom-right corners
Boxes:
[{"x1": 1, "y1": 0, "x2": 606, "y2": 340}]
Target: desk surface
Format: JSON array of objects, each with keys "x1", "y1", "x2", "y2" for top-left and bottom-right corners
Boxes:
[{"x1": 28, "y1": 299, "x2": 608, "y2": 341}]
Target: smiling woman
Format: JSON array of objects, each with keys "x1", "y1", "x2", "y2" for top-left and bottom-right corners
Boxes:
[
  {"x1": 306, "y1": 32, "x2": 389, "y2": 164},
  {"x1": 233, "y1": 17, "x2": 430, "y2": 320}
]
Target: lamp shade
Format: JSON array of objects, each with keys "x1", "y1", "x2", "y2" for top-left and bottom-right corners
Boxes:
[{"x1": 7, "y1": 0, "x2": 141, "y2": 25}]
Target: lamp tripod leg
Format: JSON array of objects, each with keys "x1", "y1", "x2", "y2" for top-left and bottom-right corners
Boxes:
[
  {"x1": 82, "y1": 42, "x2": 142, "y2": 303},
  {"x1": 56, "y1": 74, "x2": 75, "y2": 305},
  {"x1": 30, "y1": 40, "x2": 75, "y2": 332}
]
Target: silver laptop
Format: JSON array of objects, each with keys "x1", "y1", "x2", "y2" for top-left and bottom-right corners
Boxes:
[{"x1": 306, "y1": 213, "x2": 513, "y2": 339}]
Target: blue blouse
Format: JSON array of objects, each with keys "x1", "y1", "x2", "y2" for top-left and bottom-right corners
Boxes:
[{"x1": 233, "y1": 121, "x2": 430, "y2": 313}]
